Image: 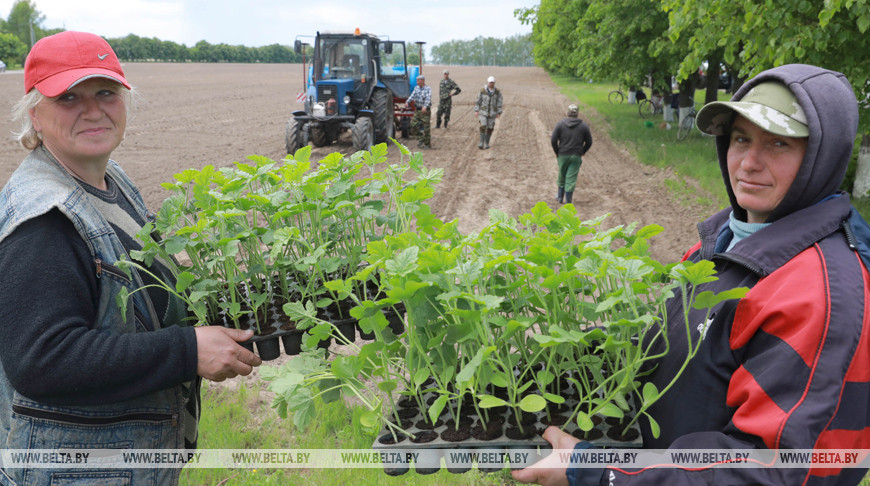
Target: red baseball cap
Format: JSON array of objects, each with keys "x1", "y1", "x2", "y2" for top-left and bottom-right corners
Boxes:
[{"x1": 24, "y1": 31, "x2": 130, "y2": 97}]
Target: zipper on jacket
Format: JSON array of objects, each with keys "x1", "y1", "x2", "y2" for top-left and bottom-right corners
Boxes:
[
  {"x1": 843, "y1": 221, "x2": 858, "y2": 250},
  {"x1": 94, "y1": 258, "x2": 130, "y2": 282},
  {"x1": 12, "y1": 404, "x2": 173, "y2": 425},
  {"x1": 715, "y1": 252, "x2": 766, "y2": 276}
]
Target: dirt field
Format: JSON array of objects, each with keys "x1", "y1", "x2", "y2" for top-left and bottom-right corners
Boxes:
[{"x1": 0, "y1": 63, "x2": 711, "y2": 263}]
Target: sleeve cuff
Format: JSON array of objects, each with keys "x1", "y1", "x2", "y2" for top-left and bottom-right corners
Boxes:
[{"x1": 566, "y1": 441, "x2": 606, "y2": 486}]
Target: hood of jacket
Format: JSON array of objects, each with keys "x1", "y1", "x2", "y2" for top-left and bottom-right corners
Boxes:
[
  {"x1": 562, "y1": 117, "x2": 584, "y2": 128},
  {"x1": 713, "y1": 64, "x2": 858, "y2": 222}
]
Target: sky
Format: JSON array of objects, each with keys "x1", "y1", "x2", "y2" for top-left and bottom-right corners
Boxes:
[{"x1": 1, "y1": 0, "x2": 535, "y2": 55}]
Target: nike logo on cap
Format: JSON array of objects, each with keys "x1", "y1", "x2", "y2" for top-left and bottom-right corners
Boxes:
[{"x1": 98, "y1": 53, "x2": 109, "y2": 60}]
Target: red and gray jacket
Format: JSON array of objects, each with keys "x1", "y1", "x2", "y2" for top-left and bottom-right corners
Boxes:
[{"x1": 571, "y1": 64, "x2": 870, "y2": 485}]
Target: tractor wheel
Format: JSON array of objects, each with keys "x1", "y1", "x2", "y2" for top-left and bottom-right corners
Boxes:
[
  {"x1": 352, "y1": 117, "x2": 374, "y2": 152},
  {"x1": 385, "y1": 111, "x2": 396, "y2": 141},
  {"x1": 285, "y1": 118, "x2": 303, "y2": 154},
  {"x1": 400, "y1": 117, "x2": 410, "y2": 138},
  {"x1": 310, "y1": 126, "x2": 329, "y2": 147},
  {"x1": 370, "y1": 88, "x2": 392, "y2": 143}
]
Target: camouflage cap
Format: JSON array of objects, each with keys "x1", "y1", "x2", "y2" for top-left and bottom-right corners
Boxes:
[
  {"x1": 696, "y1": 81, "x2": 808, "y2": 137},
  {"x1": 567, "y1": 104, "x2": 579, "y2": 115}
]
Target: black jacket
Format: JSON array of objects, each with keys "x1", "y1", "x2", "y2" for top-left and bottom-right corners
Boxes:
[{"x1": 551, "y1": 117, "x2": 592, "y2": 157}]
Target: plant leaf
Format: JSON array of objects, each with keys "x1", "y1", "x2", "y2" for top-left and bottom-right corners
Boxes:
[
  {"x1": 360, "y1": 410, "x2": 381, "y2": 429},
  {"x1": 643, "y1": 382, "x2": 659, "y2": 404},
  {"x1": 647, "y1": 414, "x2": 661, "y2": 438},
  {"x1": 597, "y1": 402, "x2": 624, "y2": 419},
  {"x1": 576, "y1": 411, "x2": 594, "y2": 431},
  {"x1": 477, "y1": 395, "x2": 508, "y2": 408},
  {"x1": 428, "y1": 395, "x2": 448, "y2": 424},
  {"x1": 519, "y1": 394, "x2": 547, "y2": 413}
]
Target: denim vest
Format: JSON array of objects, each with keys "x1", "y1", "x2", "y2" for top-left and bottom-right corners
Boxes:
[{"x1": 0, "y1": 147, "x2": 187, "y2": 485}]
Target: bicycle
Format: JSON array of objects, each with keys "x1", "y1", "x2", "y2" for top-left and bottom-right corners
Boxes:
[
  {"x1": 676, "y1": 100, "x2": 715, "y2": 141},
  {"x1": 608, "y1": 86, "x2": 626, "y2": 104},
  {"x1": 638, "y1": 96, "x2": 663, "y2": 119},
  {"x1": 676, "y1": 105, "x2": 697, "y2": 140}
]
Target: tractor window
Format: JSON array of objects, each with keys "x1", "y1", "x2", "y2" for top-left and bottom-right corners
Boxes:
[
  {"x1": 319, "y1": 38, "x2": 368, "y2": 79},
  {"x1": 379, "y1": 41, "x2": 406, "y2": 77}
]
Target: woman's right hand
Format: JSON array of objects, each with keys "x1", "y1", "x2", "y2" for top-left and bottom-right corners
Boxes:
[
  {"x1": 512, "y1": 426, "x2": 582, "y2": 486},
  {"x1": 194, "y1": 327, "x2": 262, "y2": 382}
]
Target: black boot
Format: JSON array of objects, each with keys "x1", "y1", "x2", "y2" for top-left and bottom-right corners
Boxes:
[
  {"x1": 484, "y1": 131, "x2": 492, "y2": 149},
  {"x1": 444, "y1": 120, "x2": 448, "y2": 129},
  {"x1": 557, "y1": 187, "x2": 565, "y2": 204},
  {"x1": 478, "y1": 132, "x2": 485, "y2": 149},
  {"x1": 435, "y1": 119, "x2": 441, "y2": 129},
  {"x1": 565, "y1": 191, "x2": 574, "y2": 204}
]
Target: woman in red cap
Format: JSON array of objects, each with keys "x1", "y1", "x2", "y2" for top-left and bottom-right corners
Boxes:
[{"x1": 0, "y1": 31, "x2": 261, "y2": 485}]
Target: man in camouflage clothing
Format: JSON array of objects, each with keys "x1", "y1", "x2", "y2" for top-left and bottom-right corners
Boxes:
[
  {"x1": 406, "y1": 74, "x2": 432, "y2": 149},
  {"x1": 473, "y1": 76, "x2": 503, "y2": 149},
  {"x1": 435, "y1": 69, "x2": 461, "y2": 129}
]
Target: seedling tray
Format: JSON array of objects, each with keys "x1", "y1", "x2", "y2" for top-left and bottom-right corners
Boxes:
[
  {"x1": 371, "y1": 393, "x2": 641, "y2": 475},
  {"x1": 213, "y1": 308, "x2": 405, "y2": 360}
]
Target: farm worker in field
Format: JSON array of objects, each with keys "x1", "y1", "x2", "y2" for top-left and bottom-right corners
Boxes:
[
  {"x1": 0, "y1": 31, "x2": 262, "y2": 485},
  {"x1": 473, "y1": 75, "x2": 503, "y2": 149},
  {"x1": 435, "y1": 69, "x2": 461, "y2": 129},
  {"x1": 514, "y1": 64, "x2": 870, "y2": 486},
  {"x1": 550, "y1": 104, "x2": 593, "y2": 204},
  {"x1": 406, "y1": 74, "x2": 432, "y2": 149}
]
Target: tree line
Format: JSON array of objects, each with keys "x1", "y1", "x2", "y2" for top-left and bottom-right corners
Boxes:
[
  {"x1": 109, "y1": 35, "x2": 302, "y2": 63},
  {"x1": 430, "y1": 34, "x2": 534, "y2": 66},
  {"x1": 516, "y1": 0, "x2": 870, "y2": 196},
  {"x1": 0, "y1": 1, "x2": 303, "y2": 65}
]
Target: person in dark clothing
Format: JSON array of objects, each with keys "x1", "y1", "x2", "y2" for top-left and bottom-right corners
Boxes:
[
  {"x1": 634, "y1": 87, "x2": 646, "y2": 101},
  {"x1": 514, "y1": 64, "x2": 870, "y2": 486},
  {"x1": 550, "y1": 104, "x2": 593, "y2": 204},
  {"x1": 0, "y1": 31, "x2": 262, "y2": 485}
]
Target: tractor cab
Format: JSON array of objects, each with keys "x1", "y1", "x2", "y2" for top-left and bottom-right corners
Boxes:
[
  {"x1": 312, "y1": 34, "x2": 373, "y2": 116},
  {"x1": 287, "y1": 29, "x2": 418, "y2": 154}
]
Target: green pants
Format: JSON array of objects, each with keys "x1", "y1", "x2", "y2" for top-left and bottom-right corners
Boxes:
[
  {"x1": 412, "y1": 109, "x2": 431, "y2": 145},
  {"x1": 557, "y1": 154, "x2": 583, "y2": 192}
]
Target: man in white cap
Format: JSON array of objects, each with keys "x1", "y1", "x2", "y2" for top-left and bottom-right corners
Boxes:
[
  {"x1": 473, "y1": 75, "x2": 503, "y2": 149},
  {"x1": 435, "y1": 69, "x2": 461, "y2": 129}
]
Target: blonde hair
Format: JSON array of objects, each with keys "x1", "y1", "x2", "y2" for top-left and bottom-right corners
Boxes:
[
  {"x1": 11, "y1": 84, "x2": 138, "y2": 150},
  {"x1": 12, "y1": 90, "x2": 45, "y2": 150}
]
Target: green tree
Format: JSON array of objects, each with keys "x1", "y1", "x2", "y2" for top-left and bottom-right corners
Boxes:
[
  {"x1": 5, "y1": 0, "x2": 43, "y2": 49},
  {"x1": 661, "y1": 0, "x2": 870, "y2": 196},
  {"x1": 518, "y1": 0, "x2": 677, "y2": 93},
  {"x1": 0, "y1": 31, "x2": 27, "y2": 67},
  {"x1": 430, "y1": 34, "x2": 533, "y2": 66}
]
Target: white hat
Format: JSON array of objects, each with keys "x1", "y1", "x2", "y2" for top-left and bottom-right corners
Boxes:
[
  {"x1": 487, "y1": 76, "x2": 495, "y2": 83},
  {"x1": 443, "y1": 69, "x2": 449, "y2": 74}
]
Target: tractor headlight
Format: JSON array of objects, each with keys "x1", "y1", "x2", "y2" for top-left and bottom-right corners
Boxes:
[{"x1": 343, "y1": 95, "x2": 351, "y2": 105}]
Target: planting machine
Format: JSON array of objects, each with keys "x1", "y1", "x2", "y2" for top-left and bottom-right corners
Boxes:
[{"x1": 286, "y1": 29, "x2": 421, "y2": 154}]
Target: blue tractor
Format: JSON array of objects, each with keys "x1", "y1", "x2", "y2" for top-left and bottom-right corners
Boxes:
[{"x1": 286, "y1": 30, "x2": 420, "y2": 154}]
